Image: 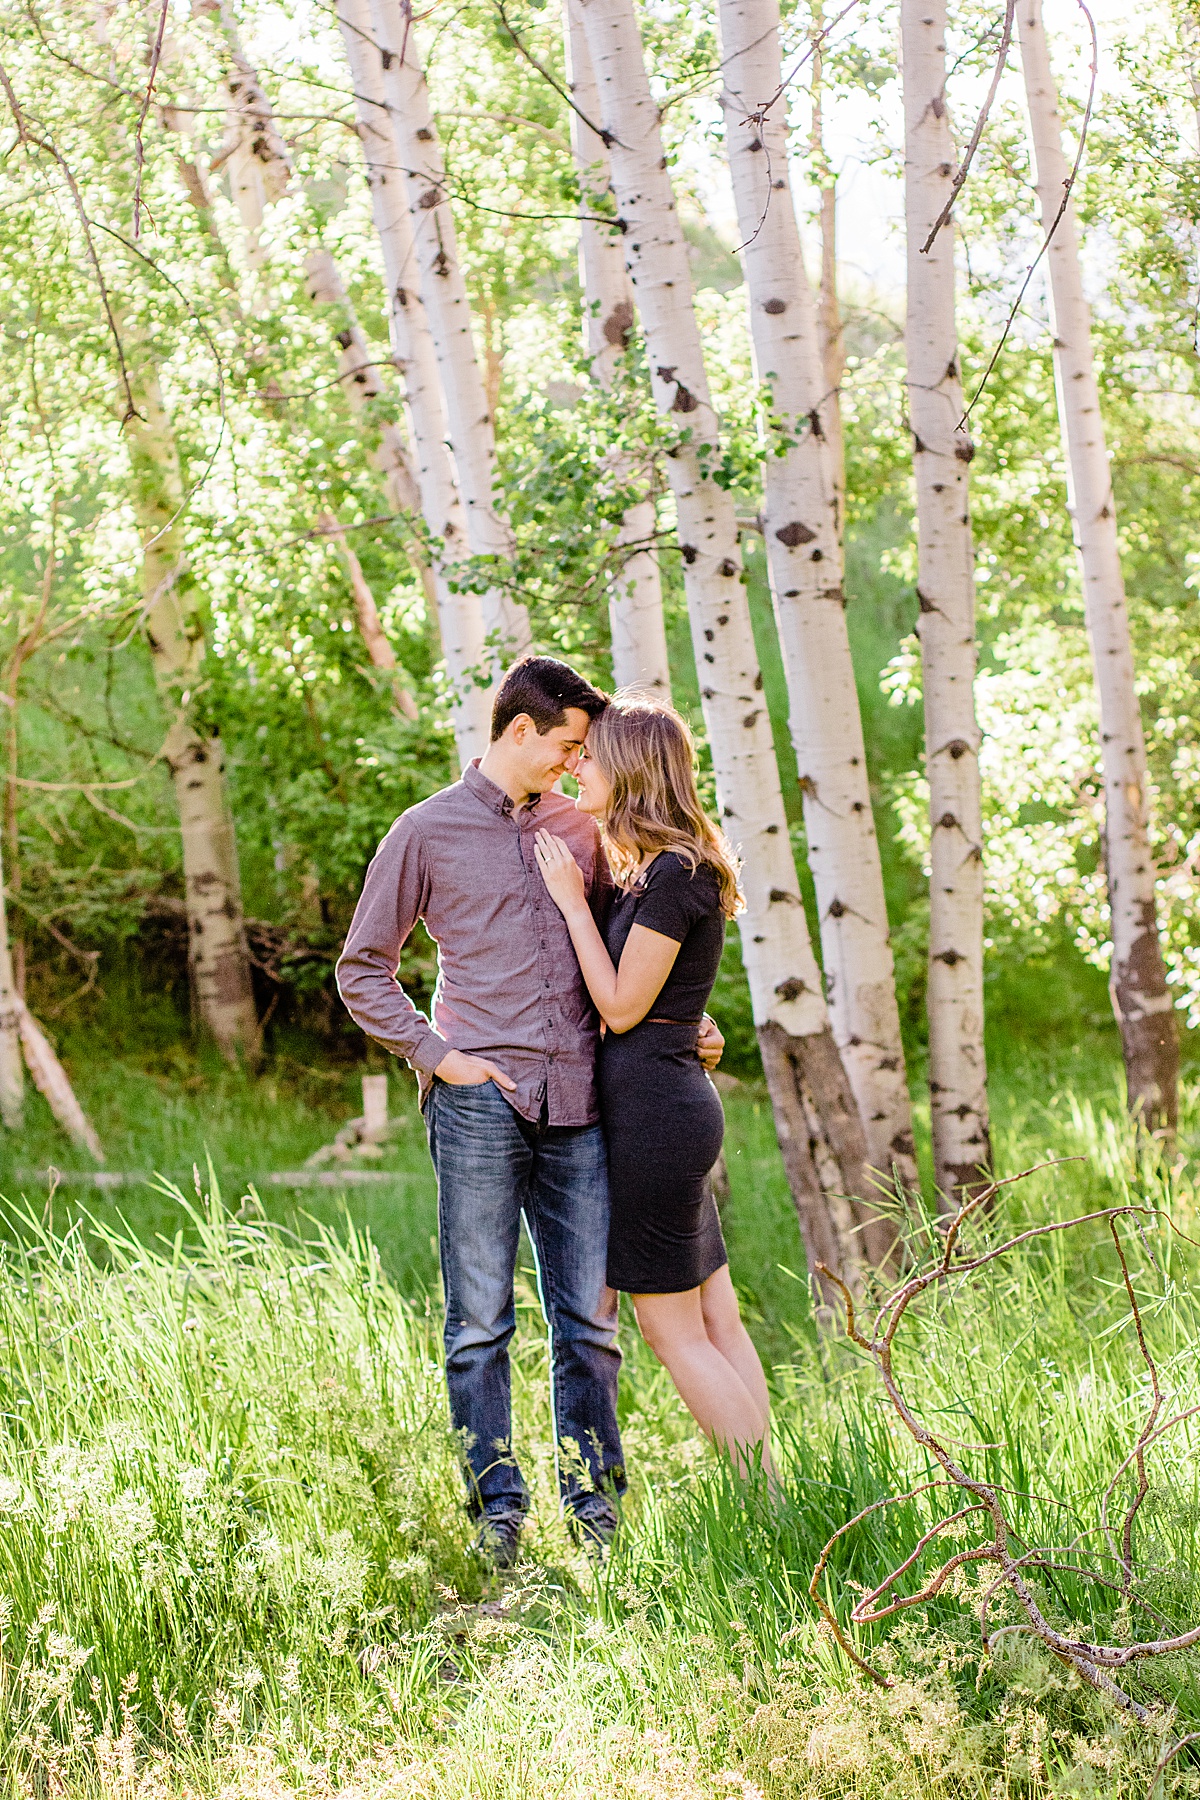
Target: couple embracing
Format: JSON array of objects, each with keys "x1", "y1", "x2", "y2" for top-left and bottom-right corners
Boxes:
[{"x1": 337, "y1": 656, "x2": 773, "y2": 1566}]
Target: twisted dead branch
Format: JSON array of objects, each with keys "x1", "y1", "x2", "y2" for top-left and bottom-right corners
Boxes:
[{"x1": 809, "y1": 1167, "x2": 1200, "y2": 1725}]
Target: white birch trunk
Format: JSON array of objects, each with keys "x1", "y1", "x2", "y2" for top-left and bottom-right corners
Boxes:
[
  {"x1": 200, "y1": 13, "x2": 490, "y2": 756},
  {"x1": 300, "y1": 243, "x2": 443, "y2": 642},
  {"x1": 366, "y1": 0, "x2": 532, "y2": 658},
  {"x1": 719, "y1": 0, "x2": 916, "y2": 1195},
  {"x1": 16, "y1": 1003, "x2": 105, "y2": 1162},
  {"x1": 809, "y1": 17, "x2": 846, "y2": 513},
  {"x1": 1018, "y1": 0, "x2": 1178, "y2": 1132},
  {"x1": 579, "y1": 0, "x2": 897, "y2": 1287},
  {"x1": 902, "y1": 0, "x2": 991, "y2": 1205},
  {"x1": 302, "y1": 249, "x2": 424, "y2": 525},
  {"x1": 0, "y1": 831, "x2": 23, "y2": 1128},
  {"x1": 124, "y1": 362, "x2": 261, "y2": 1064},
  {"x1": 565, "y1": 0, "x2": 670, "y2": 695},
  {"x1": 335, "y1": 0, "x2": 491, "y2": 760},
  {"x1": 216, "y1": 6, "x2": 291, "y2": 281}
]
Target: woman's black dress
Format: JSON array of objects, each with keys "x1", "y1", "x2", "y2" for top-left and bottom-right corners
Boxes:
[{"x1": 600, "y1": 851, "x2": 728, "y2": 1294}]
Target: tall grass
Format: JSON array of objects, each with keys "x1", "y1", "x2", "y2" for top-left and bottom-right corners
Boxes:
[{"x1": 0, "y1": 1080, "x2": 1196, "y2": 1796}]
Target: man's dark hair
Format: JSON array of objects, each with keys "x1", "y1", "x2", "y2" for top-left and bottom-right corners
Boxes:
[{"x1": 490, "y1": 656, "x2": 608, "y2": 741}]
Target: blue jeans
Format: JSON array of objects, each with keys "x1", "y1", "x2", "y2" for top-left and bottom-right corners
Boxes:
[{"x1": 424, "y1": 1077, "x2": 625, "y2": 1524}]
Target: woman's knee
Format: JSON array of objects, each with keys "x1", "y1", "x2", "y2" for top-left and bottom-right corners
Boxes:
[{"x1": 633, "y1": 1292, "x2": 705, "y2": 1360}]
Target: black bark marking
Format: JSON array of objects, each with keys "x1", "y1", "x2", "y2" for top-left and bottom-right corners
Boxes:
[
  {"x1": 602, "y1": 299, "x2": 635, "y2": 348},
  {"x1": 776, "y1": 520, "x2": 816, "y2": 547}
]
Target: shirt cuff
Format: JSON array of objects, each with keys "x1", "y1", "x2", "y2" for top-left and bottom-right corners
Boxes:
[{"x1": 403, "y1": 1025, "x2": 450, "y2": 1077}]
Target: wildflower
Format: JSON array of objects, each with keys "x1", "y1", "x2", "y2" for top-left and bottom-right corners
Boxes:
[
  {"x1": 177, "y1": 1464, "x2": 209, "y2": 1504},
  {"x1": 0, "y1": 1477, "x2": 26, "y2": 1514}
]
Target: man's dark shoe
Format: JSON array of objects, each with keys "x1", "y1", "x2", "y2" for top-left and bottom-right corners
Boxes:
[
  {"x1": 474, "y1": 1511, "x2": 524, "y2": 1570},
  {"x1": 568, "y1": 1503, "x2": 618, "y2": 1563}
]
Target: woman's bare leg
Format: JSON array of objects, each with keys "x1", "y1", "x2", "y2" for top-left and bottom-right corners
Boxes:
[
  {"x1": 699, "y1": 1265, "x2": 771, "y2": 1425},
  {"x1": 632, "y1": 1286, "x2": 769, "y2": 1476}
]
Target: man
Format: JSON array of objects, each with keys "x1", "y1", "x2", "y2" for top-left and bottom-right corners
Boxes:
[{"x1": 337, "y1": 656, "x2": 722, "y2": 1566}]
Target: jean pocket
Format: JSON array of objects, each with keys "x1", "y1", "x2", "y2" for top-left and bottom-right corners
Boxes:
[{"x1": 439, "y1": 1075, "x2": 504, "y2": 1099}]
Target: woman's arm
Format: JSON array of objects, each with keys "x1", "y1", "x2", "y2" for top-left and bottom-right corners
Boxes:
[{"x1": 534, "y1": 831, "x2": 680, "y2": 1032}]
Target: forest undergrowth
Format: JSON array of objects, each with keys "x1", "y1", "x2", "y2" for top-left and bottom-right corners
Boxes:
[{"x1": 0, "y1": 1059, "x2": 1197, "y2": 1798}]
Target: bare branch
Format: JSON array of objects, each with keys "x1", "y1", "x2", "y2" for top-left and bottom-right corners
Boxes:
[
  {"x1": 490, "y1": 0, "x2": 614, "y2": 144},
  {"x1": 133, "y1": 0, "x2": 170, "y2": 239},
  {"x1": 960, "y1": 0, "x2": 1100, "y2": 426},
  {"x1": 812, "y1": 1173, "x2": 1200, "y2": 1725},
  {"x1": 921, "y1": 0, "x2": 1016, "y2": 255},
  {"x1": 0, "y1": 59, "x2": 139, "y2": 422},
  {"x1": 1145, "y1": 1734, "x2": 1200, "y2": 1800}
]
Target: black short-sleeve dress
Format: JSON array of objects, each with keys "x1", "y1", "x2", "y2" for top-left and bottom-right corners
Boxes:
[{"x1": 600, "y1": 850, "x2": 729, "y2": 1294}]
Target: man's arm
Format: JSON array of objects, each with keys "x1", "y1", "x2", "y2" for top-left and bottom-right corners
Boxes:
[
  {"x1": 335, "y1": 817, "x2": 449, "y2": 1074},
  {"x1": 336, "y1": 816, "x2": 515, "y2": 1091}
]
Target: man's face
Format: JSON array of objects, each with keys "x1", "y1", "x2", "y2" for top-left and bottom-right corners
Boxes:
[{"x1": 510, "y1": 707, "x2": 593, "y2": 793}]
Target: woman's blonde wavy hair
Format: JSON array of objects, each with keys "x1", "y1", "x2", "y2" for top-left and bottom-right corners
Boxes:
[{"x1": 586, "y1": 692, "x2": 744, "y2": 918}]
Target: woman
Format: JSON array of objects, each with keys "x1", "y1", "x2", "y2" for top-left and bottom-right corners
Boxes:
[{"x1": 534, "y1": 693, "x2": 773, "y2": 1478}]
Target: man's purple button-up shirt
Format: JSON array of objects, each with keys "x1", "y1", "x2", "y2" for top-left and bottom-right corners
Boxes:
[{"x1": 335, "y1": 759, "x2": 608, "y2": 1127}]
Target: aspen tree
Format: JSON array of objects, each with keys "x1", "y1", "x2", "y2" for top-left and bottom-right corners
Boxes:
[
  {"x1": 0, "y1": 831, "x2": 23, "y2": 1128},
  {"x1": 901, "y1": 0, "x2": 991, "y2": 1205},
  {"x1": 214, "y1": 40, "x2": 425, "y2": 536},
  {"x1": 301, "y1": 251, "x2": 424, "y2": 527},
  {"x1": 1018, "y1": 0, "x2": 1178, "y2": 1132},
  {"x1": 809, "y1": 5, "x2": 846, "y2": 508},
  {"x1": 303, "y1": 250, "x2": 488, "y2": 756},
  {"x1": 366, "y1": 0, "x2": 532, "y2": 658},
  {"x1": 565, "y1": 0, "x2": 670, "y2": 694},
  {"x1": 124, "y1": 361, "x2": 261, "y2": 1063},
  {"x1": 214, "y1": 7, "x2": 290, "y2": 284},
  {"x1": 579, "y1": 0, "x2": 897, "y2": 1287},
  {"x1": 206, "y1": 33, "x2": 426, "y2": 561},
  {"x1": 335, "y1": 0, "x2": 493, "y2": 758},
  {"x1": 719, "y1": 0, "x2": 916, "y2": 1194},
  {"x1": 192, "y1": 19, "x2": 490, "y2": 762},
  {"x1": 100, "y1": 17, "x2": 259, "y2": 1062},
  {"x1": 314, "y1": 510, "x2": 419, "y2": 721}
]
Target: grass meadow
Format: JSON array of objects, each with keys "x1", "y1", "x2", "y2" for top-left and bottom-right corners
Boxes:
[{"x1": 0, "y1": 1018, "x2": 1198, "y2": 1798}]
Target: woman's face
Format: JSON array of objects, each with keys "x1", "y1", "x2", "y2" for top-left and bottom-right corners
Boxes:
[{"x1": 572, "y1": 740, "x2": 612, "y2": 819}]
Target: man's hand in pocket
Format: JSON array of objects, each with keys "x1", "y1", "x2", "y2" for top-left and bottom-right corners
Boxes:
[
  {"x1": 696, "y1": 1015, "x2": 724, "y2": 1073},
  {"x1": 434, "y1": 1049, "x2": 517, "y2": 1090}
]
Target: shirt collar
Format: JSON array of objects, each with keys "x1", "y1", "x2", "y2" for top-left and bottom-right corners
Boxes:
[{"x1": 463, "y1": 758, "x2": 544, "y2": 818}]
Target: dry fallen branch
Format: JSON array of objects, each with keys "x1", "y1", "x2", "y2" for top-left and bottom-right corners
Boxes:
[{"x1": 810, "y1": 1168, "x2": 1200, "y2": 1724}]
